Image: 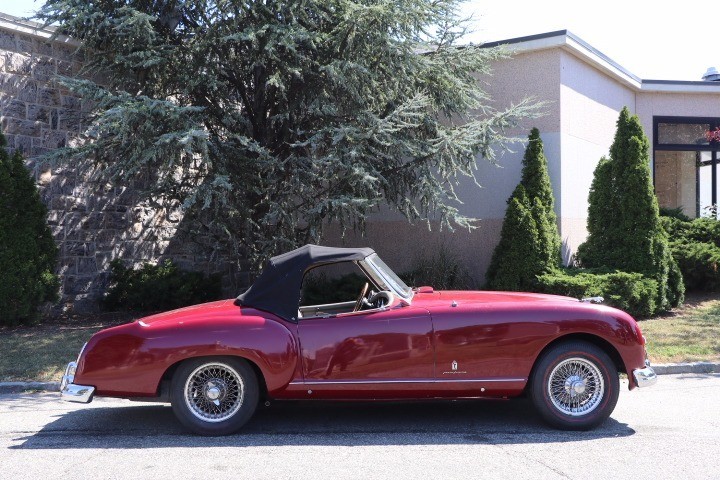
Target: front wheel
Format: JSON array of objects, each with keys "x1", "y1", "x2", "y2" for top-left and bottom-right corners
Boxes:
[
  {"x1": 530, "y1": 341, "x2": 619, "y2": 430},
  {"x1": 171, "y1": 357, "x2": 259, "y2": 436}
]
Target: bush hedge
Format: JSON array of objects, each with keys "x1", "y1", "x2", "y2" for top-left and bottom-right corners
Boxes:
[
  {"x1": 486, "y1": 128, "x2": 561, "y2": 290},
  {"x1": 537, "y1": 269, "x2": 658, "y2": 318},
  {"x1": 661, "y1": 216, "x2": 720, "y2": 291},
  {"x1": 103, "y1": 259, "x2": 223, "y2": 311},
  {"x1": 576, "y1": 107, "x2": 683, "y2": 312},
  {"x1": 0, "y1": 132, "x2": 59, "y2": 326}
]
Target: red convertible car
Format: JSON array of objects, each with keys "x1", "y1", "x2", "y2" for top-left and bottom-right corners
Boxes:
[{"x1": 60, "y1": 245, "x2": 656, "y2": 435}]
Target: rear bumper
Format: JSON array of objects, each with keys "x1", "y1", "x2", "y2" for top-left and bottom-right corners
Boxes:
[
  {"x1": 59, "y1": 361, "x2": 95, "y2": 403},
  {"x1": 632, "y1": 360, "x2": 657, "y2": 388}
]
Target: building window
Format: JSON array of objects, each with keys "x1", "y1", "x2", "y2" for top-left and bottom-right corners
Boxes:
[{"x1": 654, "y1": 117, "x2": 720, "y2": 218}]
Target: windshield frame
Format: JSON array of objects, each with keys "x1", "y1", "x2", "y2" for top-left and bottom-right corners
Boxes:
[{"x1": 359, "y1": 253, "x2": 414, "y2": 302}]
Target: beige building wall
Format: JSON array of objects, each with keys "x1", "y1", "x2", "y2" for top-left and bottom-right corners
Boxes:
[
  {"x1": 558, "y1": 50, "x2": 635, "y2": 260},
  {"x1": 637, "y1": 92, "x2": 720, "y2": 148},
  {"x1": 333, "y1": 49, "x2": 564, "y2": 284}
]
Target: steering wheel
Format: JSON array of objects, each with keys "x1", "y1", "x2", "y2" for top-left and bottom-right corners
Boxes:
[{"x1": 353, "y1": 282, "x2": 370, "y2": 312}]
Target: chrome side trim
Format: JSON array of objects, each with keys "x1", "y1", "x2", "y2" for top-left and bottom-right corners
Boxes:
[
  {"x1": 289, "y1": 378, "x2": 526, "y2": 386},
  {"x1": 632, "y1": 360, "x2": 658, "y2": 388}
]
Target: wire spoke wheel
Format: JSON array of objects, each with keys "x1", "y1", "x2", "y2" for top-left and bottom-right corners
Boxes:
[
  {"x1": 530, "y1": 341, "x2": 619, "y2": 430},
  {"x1": 184, "y1": 363, "x2": 245, "y2": 423},
  {"x1": 547, "y1": 357, "x2": 605, "y2": 416}
]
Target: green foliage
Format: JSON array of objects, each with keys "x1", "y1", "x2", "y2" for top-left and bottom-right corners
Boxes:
[
  {"x1": 486, "y1": 129, "x2": 560, "y2": 290},
  {"x1": 0, "y1": 132, "x2": 59, "y2": 326},
  {"x1": 103, "y1": 260, "x2": 222, "y2": 311},
  {"x1": 661, "y1": 216, "x2": 720, "y2": 292},
  {"x1": 485, "y1": 186, "x2": 543, "y2": 290},
  {"x1": 576, "y1": 107, "x2": 684, "y2": 312},
  {"x1": 659, "y1": 206, "x2": 691, "y2": 221},
  {"x1": 37, "y1": 0, "x2": 540, "y2": 270},
  {"x1": 401, "y1": 243, "x2": 473, "y2": 290},
  {"x1": 537, "y1": 269, "x2": 658, "y2": 318}
]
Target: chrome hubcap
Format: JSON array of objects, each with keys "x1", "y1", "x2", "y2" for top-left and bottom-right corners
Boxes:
[
  {"x1": 184, "y1": 363, "x2": 244, "y2": 423},
  {"x1": 548, "y1": 358, "x2": 604, "y2": 416}
]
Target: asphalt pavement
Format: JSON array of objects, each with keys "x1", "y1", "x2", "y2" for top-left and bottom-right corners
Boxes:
[{"x1": 1, "y1": 373, "x2": 719, "y2": 480}]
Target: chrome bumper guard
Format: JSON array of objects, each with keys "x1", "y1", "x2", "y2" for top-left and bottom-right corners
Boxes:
[
  {"x1": 59, "y1": 361, "x2": 95, "y2": 403},
  {"x1": 632, "y1": 360, "x2": 657, "y2": 388}
]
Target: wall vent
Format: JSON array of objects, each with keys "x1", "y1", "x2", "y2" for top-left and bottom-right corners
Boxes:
[{"x1": 702, "y1": 67, "x2": 720, "y2": 81}]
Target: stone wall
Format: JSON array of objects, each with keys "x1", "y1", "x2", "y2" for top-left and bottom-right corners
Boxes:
[{"x1": 0, "y1": 14, "x2": 241, "y2": 313}]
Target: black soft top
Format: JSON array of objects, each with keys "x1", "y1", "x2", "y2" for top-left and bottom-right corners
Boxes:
[{"x1": 235, "y1": 244, "x2": 375, "y2": 321}]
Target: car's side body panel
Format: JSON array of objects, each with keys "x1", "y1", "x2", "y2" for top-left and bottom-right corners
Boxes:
[
  {"x1": 74, "y1": 301, "x2": 298, "y2": 397},
  {"x1": 73, "y1": 292, "x2": 647, "y2": 400}
]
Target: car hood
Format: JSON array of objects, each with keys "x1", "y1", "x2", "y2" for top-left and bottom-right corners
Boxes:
[{"x1": 409, "y1": 290, "x2": 580, "y2": 309}]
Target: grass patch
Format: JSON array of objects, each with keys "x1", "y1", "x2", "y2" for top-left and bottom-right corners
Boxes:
[{"x1": 641, "y1": 294, "x2": 720, "y2": 364}]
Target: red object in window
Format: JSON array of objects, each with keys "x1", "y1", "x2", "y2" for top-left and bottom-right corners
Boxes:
[{"x1": 706, "y1": 127, "x2": 720, "y2": 143}]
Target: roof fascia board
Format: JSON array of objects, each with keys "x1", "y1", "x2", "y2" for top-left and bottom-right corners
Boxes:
[
  {"x1": 487, "y1": 30, "x2": 720, "y2": 94},
  {"x1": 0, "y1": 12, "x2": 80, "y2": 47}
]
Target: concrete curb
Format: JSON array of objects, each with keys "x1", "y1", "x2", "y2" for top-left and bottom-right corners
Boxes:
[
  {"x1": 652, "y1": 362, "x2": 720, "y2": 375},
  {"x1": 0, "y1": 381, "x2": 60, "y2": 394},
  {"x1": 1, "y1": 363, "x2": 719, "y2": 395}
]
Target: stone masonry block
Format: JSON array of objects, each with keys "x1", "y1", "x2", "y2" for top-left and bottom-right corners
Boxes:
[
  {"x1": 37, "y1": 87, "x2": 59, "y2": 106},
  {"x1": 2, "y1": 118, "x2": 41, "y2": 136},
  {"x1": 16, "y1": 78, "x2": 38, "y2": 103},
  {"x1": 61, "y1": 95, "x2": 81, "y2": 109},
  {"x1": 5, "y1": 52, "x2": 32, "y2": 75},
  {"x1": 28, "y1": 104, "x2": 51, "y2": 123},
  {"x1": 41, "y1": 129, "x2": 67, "y2": 149},
  {"x1": 58, "y1": 108, "x2": 80, "y2": 130},
  {"x1": 15, "y1": 135, "x2": 32, "y2": 155},
  {"x1": 77, "y1": 257, "x2": 98, "y2": 275},
  {"x1": 34, "y1": 39, "x2": 54, "y2": 57},
  {"x1": 32, "y1": 58, "x2": 56, "y2": 82},
  {"x1": 16, "y1": 35, "x2": 33, "y2": 54},
  {"x1": 2, "y1": 99, "x2": 26, "y2": 119},
  {"x1": 0, "y1": 31, "x2": 16, "y2": 50}
]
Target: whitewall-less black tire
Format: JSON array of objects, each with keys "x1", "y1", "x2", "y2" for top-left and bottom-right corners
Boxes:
[
  {"x1": 530, "y1": 341, "x2": 619, "y2": 430},
  {"x1": 171, "y1": 356, "x2": 259, "y2": 436}
]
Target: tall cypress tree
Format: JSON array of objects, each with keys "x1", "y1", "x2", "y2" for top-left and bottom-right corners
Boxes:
[
  {"x1": 576, "y1": 107, "x2": 683, "y2": 310},
  {"x1": 521, "y1": 127, "x2": 562, "y2": 267},
  {"x1": 485, "y1": 129, "x2": 561, "y2": 290},
  {"x1": 0, "y1": 132, "x2": 59, "y2": 325}
]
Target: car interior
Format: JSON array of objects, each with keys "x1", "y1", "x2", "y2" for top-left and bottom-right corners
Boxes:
[{"x1": 298, "y1": 261, "x2": 395, "y2": 318}]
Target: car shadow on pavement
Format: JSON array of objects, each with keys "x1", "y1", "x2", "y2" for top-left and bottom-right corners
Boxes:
[{"x1": 11, "y1": 397, "x2": 635, "y2": 449}]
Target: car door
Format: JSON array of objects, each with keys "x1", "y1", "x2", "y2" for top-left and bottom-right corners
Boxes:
[{"x1": 297, "y1": 305, "x2": 434, "y2": 393}]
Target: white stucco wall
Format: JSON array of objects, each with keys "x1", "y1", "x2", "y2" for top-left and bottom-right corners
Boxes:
[
  {"x1": 558, "y1": 50, "x2": 635, "y2": 259},
  {"x1": 450, "y1": 48, "x2": 562, "y2": 220}
]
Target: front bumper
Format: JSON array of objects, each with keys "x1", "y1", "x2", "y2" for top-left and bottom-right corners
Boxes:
[
  {"x1": 632, "y1": 360, "x2": 657, "y2": 388},
  {"x1": 59, "y1": 361, "x2": 95, "y2": 403}
]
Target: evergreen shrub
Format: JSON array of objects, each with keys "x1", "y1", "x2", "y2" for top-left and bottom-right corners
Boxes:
[
  {"x1": 576, "y1": 107, "x2": 684, "y2": 312},
  {"x1": 103, "y1": 260, "x2": 222, "y2": 311},
  {"x1": 486, "y1": 128, "x2": 561, "y2": 290},
  {"x1": 0, "y1": 132, "x2": 59, "y2": 326},
  {"x1": 661, "y1": 216, "x2": 720, "y2": 291},
  {"x1": 537, "y1": 269, "x2": 658, "y2": 318}
]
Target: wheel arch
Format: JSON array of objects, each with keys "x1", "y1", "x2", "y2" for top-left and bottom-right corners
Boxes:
[
  {"x1": 529, "y1": 333, "x2": 626, "y2": 387},
  {"x1": 159, "y1": 354, "x2": 269, "y2": 399}
]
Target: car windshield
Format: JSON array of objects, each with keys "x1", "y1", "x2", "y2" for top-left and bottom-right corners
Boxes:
[{"x1": 364, "y1": 254, "x2": 413, "y2": 299}]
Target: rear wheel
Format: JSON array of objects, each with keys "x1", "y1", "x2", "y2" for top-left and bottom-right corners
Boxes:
[
  {"x1": 171, "y1": 357, "x2": 259, "y2": 436},
  {"x1": 530, "y1": 341, "x2": 619, "y2": 430}
]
